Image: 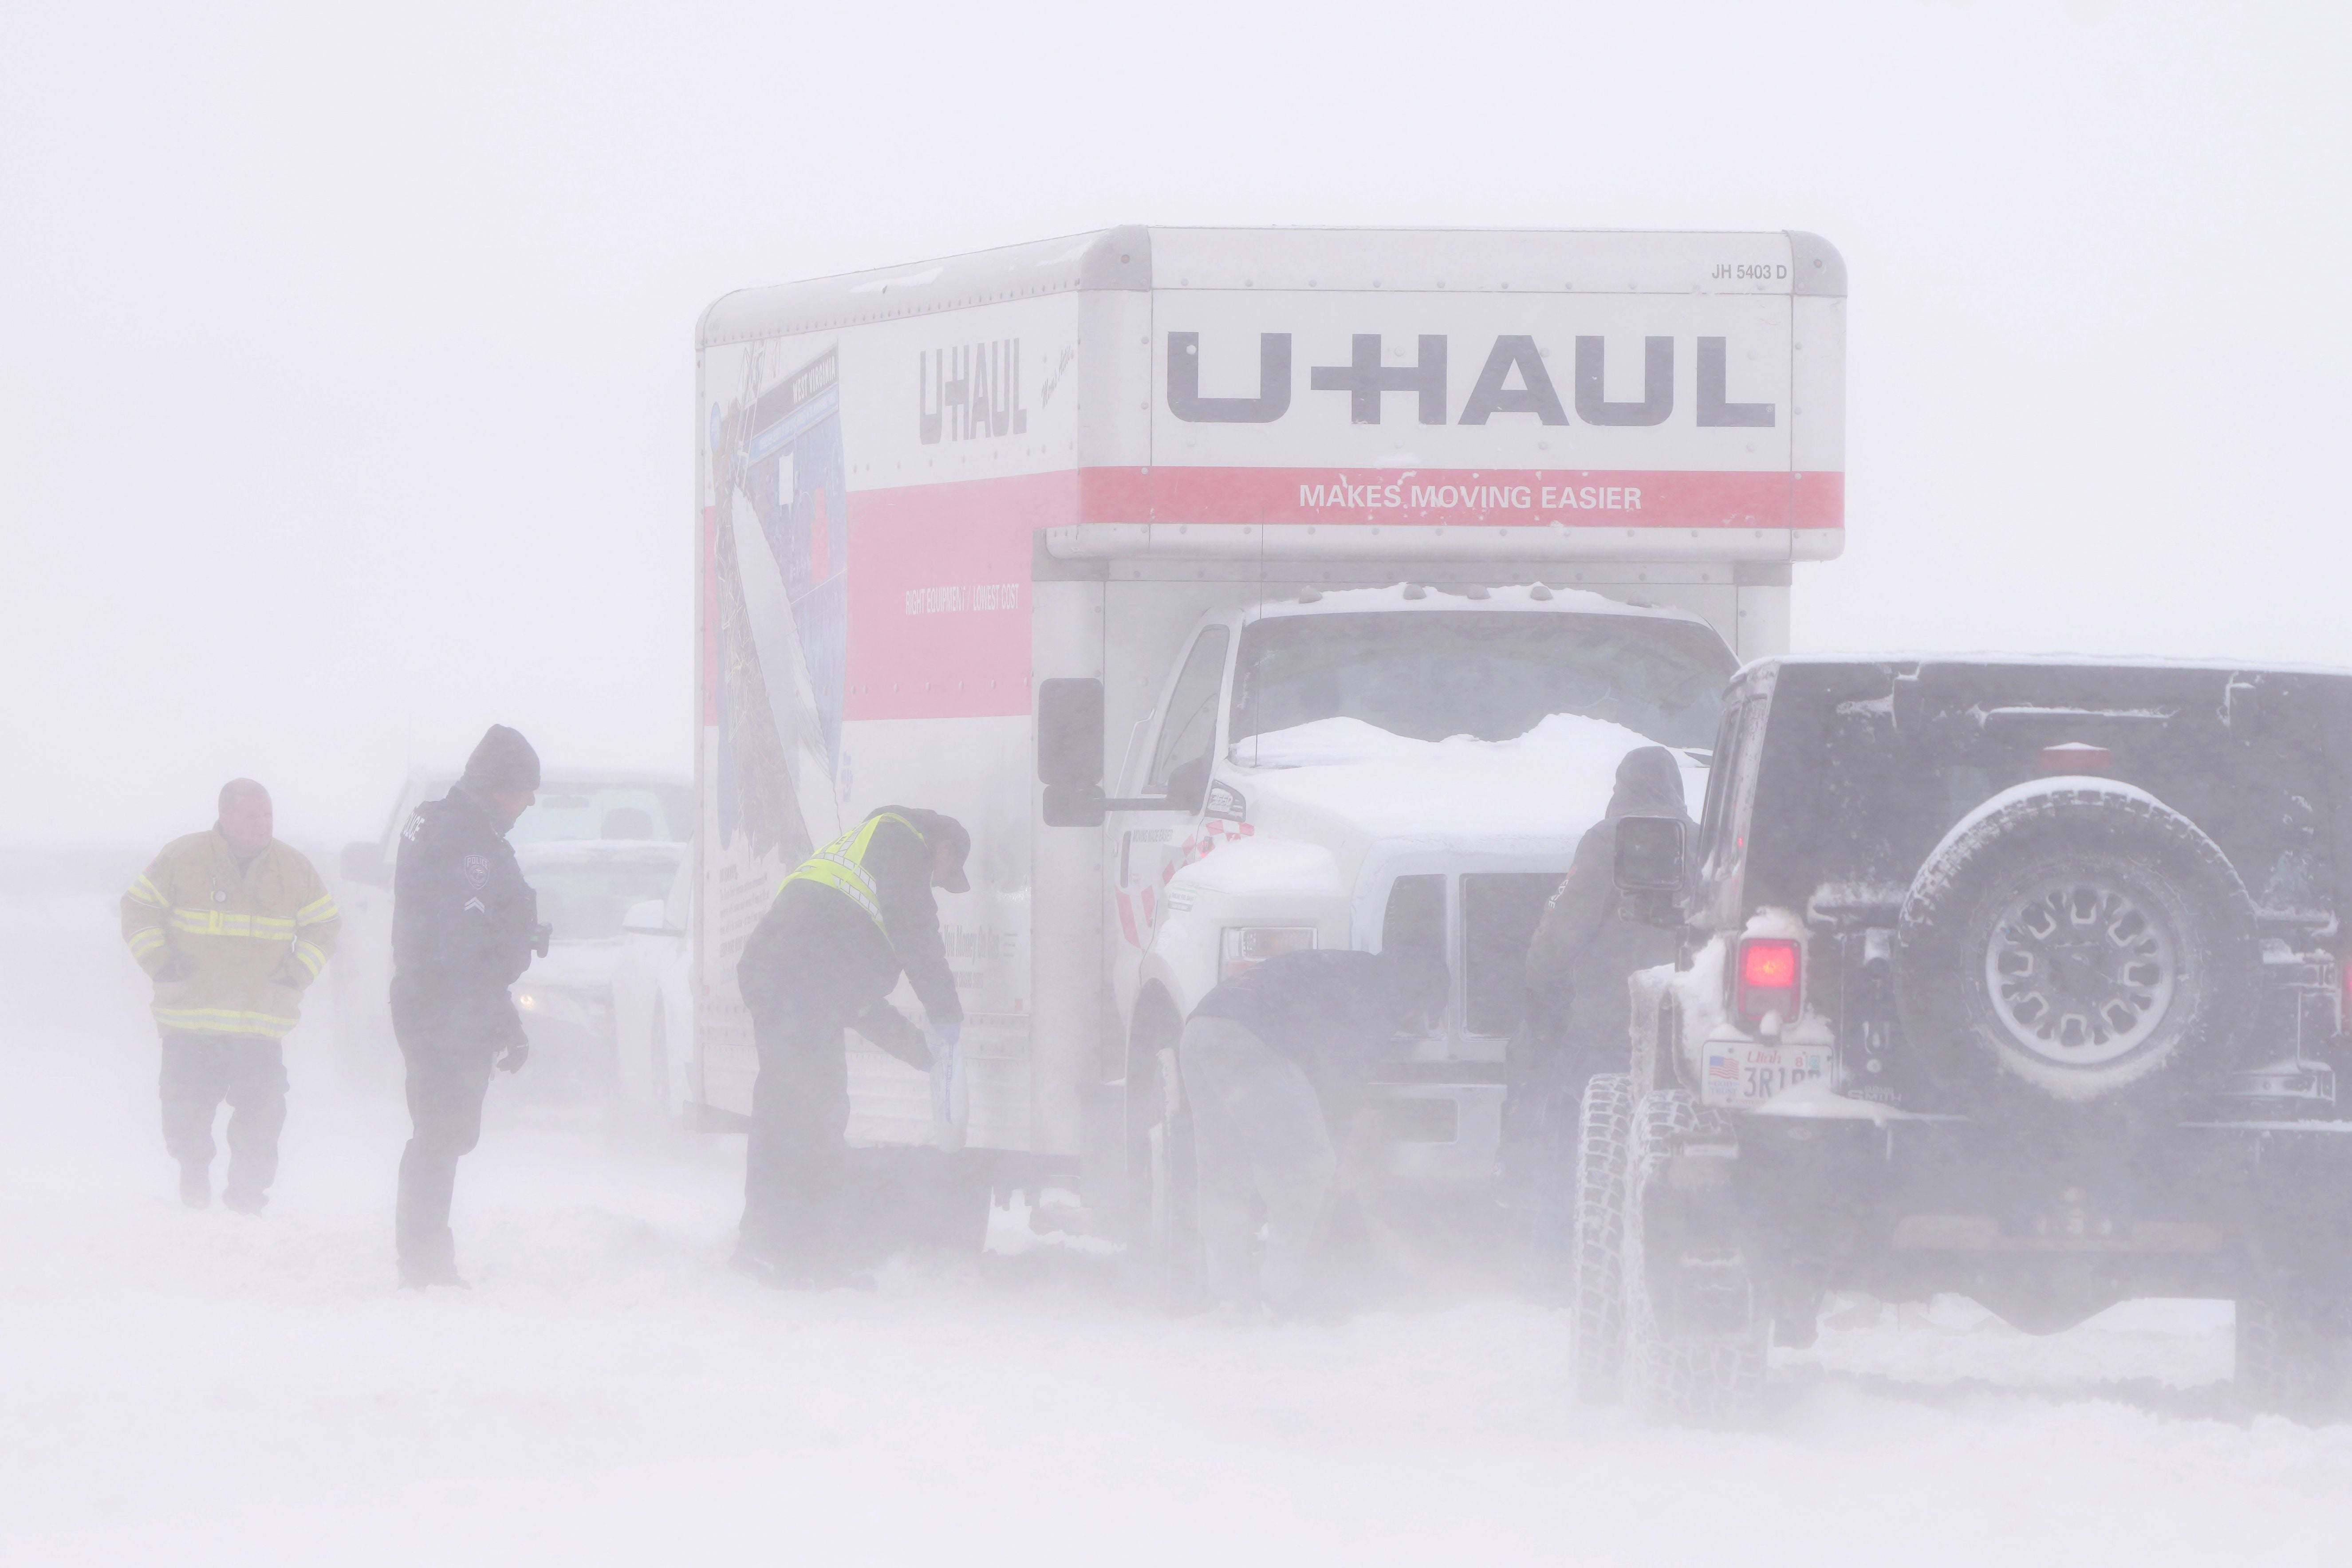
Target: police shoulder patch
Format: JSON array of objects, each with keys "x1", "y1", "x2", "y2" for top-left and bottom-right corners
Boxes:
[{"x1": 462, "y1": 853, "x2": 490, "y2": 889}]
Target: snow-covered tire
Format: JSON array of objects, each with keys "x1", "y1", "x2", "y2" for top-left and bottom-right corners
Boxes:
[
  {"x1": 1622, "y1": 1089, "x2": 1767, "y2": 1425},
  {"x1": 1568, "y1": 1073, "x2": 1634, "y2": 1405},
  {"x1": 1896, "y1": 781, "x2": 2259, "y2": 1114},
  {"x1": 2237, "y1": 1274, "x2": 2352, "y2": 1421}
]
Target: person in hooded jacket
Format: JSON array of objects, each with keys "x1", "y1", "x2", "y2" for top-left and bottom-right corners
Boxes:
[
  {"x1": 733, "y1": 806, "x2": 971, "y2": 1286},
  {"x1": 388, "y1": 725, "x2": 547, "y2": 1289},
  {"x1": 1510, "y1": 745, "x2": 1693, "y2": 1261}
]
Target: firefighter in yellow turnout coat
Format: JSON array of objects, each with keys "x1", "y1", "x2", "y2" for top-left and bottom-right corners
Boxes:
[{"x1": 121, "y1": 779, "x2": 339, "y2": 1211}]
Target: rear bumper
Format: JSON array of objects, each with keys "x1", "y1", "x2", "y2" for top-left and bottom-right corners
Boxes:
[{"x1": 1701, "y1": 1113, "x2": 2352, "y2": 1315}]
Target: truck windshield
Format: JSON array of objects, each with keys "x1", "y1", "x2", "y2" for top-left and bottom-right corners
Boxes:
[{"x1": 1228, "y1": 611, "x2": 1735, "y2": 749}]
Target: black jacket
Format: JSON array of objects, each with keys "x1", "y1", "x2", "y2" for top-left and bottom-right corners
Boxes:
[
  {"x1": 737, "y1": 810, "x2": 962, "y2": 1048},
  {"x1": 390, "y1": 784, "x2": 537, "y2": 1050},
  {"x1": 1189, "y1": 949, "x2": 1416, "y2": 1114},
  {"x1": 1523, "y1": 745, "x2": 1691, "y2": 1057}
]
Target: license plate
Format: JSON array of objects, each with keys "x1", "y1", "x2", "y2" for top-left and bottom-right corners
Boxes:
[{"x1": 1703, "y1": 1044, "x2": 1832, "y2": 1107}]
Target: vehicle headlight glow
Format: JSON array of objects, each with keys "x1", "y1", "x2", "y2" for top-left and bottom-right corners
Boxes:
[{"x1": 1221, "y1": 926, "x2": 1316, "y2": 980}]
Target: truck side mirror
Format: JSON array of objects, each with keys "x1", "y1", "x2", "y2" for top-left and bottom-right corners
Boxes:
[
  {"x1": 1038, "y1": 678, "x2": 1105, "y2": 788},
  {"x1": 1042, "y1": 783, "x2": 1107, "y2": 829},
  {"x1": 1614, "y1": 816, "x2": 1686, "y2": 893},
  {"x1": 1163, "y1": 755, "x2": 1210, "y2": 815},
  {"x1": 340, "y1": 840, "x2": 388, "y2": 888},
  {"x1": 1615, "y1": 816, "x2": 1686, "y2": 930},
  {"x1": 1039, "y1": 678, "x2": 1109, "y2": 828},
  {"x1": 621, "y1": 898, "x2": 675, "y2": 937}
]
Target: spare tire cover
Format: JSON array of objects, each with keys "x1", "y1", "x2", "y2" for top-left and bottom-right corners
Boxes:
[{"x1": 1895, "y1": 779, "x2": 2258, "y2": 1111}]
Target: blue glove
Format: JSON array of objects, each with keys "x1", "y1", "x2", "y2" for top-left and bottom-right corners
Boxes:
[{"x1": 930, "y1": 1020, "x2": 965, "y2": 1143}]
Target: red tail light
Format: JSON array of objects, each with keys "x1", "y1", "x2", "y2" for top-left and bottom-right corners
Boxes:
[{"x1": 1736, "y1": 937, "x2": 1801, "y2": 1026}]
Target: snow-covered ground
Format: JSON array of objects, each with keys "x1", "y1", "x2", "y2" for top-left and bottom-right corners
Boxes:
[{"x1": 8, "y1": 864, "x2": 2352, "y2": 1566}]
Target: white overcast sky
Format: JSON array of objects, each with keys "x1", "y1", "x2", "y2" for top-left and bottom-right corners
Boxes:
[{"x1": 2, "y1": 0, "x2": 2346, "y2": 850}]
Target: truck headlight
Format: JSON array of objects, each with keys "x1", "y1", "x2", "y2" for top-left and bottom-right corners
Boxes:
[{"x1": 1221, "y1": 926, "x2": 1316, "y2": 980}]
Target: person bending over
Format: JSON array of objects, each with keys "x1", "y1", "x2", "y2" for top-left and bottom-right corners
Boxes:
[{"x1": 1178, "y1": 944, "x2": 1449, "y2": 1316}]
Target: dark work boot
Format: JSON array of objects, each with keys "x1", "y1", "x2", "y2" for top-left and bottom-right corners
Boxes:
[
  {"x1": 179, "y1": 1164, "x2": 211, "y2": 1210},
  {"x1": 222, "y1": 1186, "x2": 267, "y2": 1216}
]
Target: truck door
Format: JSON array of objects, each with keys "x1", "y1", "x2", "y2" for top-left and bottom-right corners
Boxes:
[{"x1": 1110, "y1": 624, "x2": 1231, "y2": 1024}]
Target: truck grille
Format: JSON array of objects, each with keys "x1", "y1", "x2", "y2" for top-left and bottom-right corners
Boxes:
[{"x1": 1461, "y1": 873, "x2": 1562, "y2": 1037}]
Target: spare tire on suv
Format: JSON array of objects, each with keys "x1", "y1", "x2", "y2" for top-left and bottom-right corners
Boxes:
[{"x1": 1894, "y1": 779, "x2": 2260, "y2": 1114}]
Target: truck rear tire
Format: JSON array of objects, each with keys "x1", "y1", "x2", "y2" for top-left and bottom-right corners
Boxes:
[
  {"x1": 1622, "y1": 1089, "x2": 1767, "y2": 1425},
  {"x1": 1569, "y1": 1073, "x2": 1634, "y2": 1405},
  {"x1": 1896, "y1": 782, "x2": 2259, "y2": 1114}
]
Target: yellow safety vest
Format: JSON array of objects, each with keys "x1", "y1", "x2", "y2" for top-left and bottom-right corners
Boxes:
[{"x1": 779, "y1": 813, "x2": 917, "y2": 932}]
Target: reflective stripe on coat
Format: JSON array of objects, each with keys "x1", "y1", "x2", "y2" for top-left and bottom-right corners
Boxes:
[{"x1": 121, "y1": 831, "x2": 341, "y2": 1038}]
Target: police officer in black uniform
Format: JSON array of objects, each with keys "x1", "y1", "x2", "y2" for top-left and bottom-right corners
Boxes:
[
  {"x1": 389, "y1": 724, "x2": 547, "y2": 1289},
  {"x1": 733, "y1": 805, "x2": 969, "y2": 1287}
]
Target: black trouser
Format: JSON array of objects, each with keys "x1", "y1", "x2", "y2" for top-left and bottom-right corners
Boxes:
[
  {"x1": 396, "y1": 1044, "x2": 497, "y2": 1269},
  {"x1": 160, "y1": 1033, "x2": 287, "y2": 1199},
  {"x1": 741, "y1": 998, "x2": 856, "y2": 1265}
]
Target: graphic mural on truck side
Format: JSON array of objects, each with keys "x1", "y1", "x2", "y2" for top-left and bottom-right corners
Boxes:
[
  {"x1": 705, "y1": 344, "x2": 851, "y2": 986},
  {"x1": 696, "y1": 315, "x2": 1064, "y2": 1140}
]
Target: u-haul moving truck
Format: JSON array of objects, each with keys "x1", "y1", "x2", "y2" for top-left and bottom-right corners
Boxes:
[{"x1": 692, "y1": 225, "x2": 1845, "y2": 1230}]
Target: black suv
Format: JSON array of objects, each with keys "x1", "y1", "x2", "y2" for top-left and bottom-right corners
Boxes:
[{"x1": 1571, "y1": 657, "x2": 2352, "y2": 1421}]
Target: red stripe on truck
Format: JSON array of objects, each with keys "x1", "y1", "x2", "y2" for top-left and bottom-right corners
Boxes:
[
  {"x1": 843, "y1": 472, "x2": 1070, "y2": 721},
  {"x1": 835, "y1": 465, "x2": 1842, "y2": 722},
  {"x1": 1123, "y1": 466, "x2": 1840, "y2": 530}
]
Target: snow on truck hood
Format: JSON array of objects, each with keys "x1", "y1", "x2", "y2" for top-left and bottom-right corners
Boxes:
[
  {"x1": 1246, "y1": 581, "x2": 1718, "y2": 626},
  {"x1": 1230, "y1": 713, "x2": 1708, "y2": 850}
]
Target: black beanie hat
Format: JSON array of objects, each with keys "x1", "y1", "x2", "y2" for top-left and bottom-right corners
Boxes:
[
  {"x1": 461, "y1": 725, "x2": 541, "y2": 793},
  {"x1": 871, "y1": 806, "x2": 971, "y2": 893}
]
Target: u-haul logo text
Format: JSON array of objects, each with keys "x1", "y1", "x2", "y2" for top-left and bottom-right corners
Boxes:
[
  {"x1": 1167, "y1": 332, "x2": 1774, "y2": 429},
  {"x1": 920, "y1": 339, "x2": 1029, "y2": 444}
]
